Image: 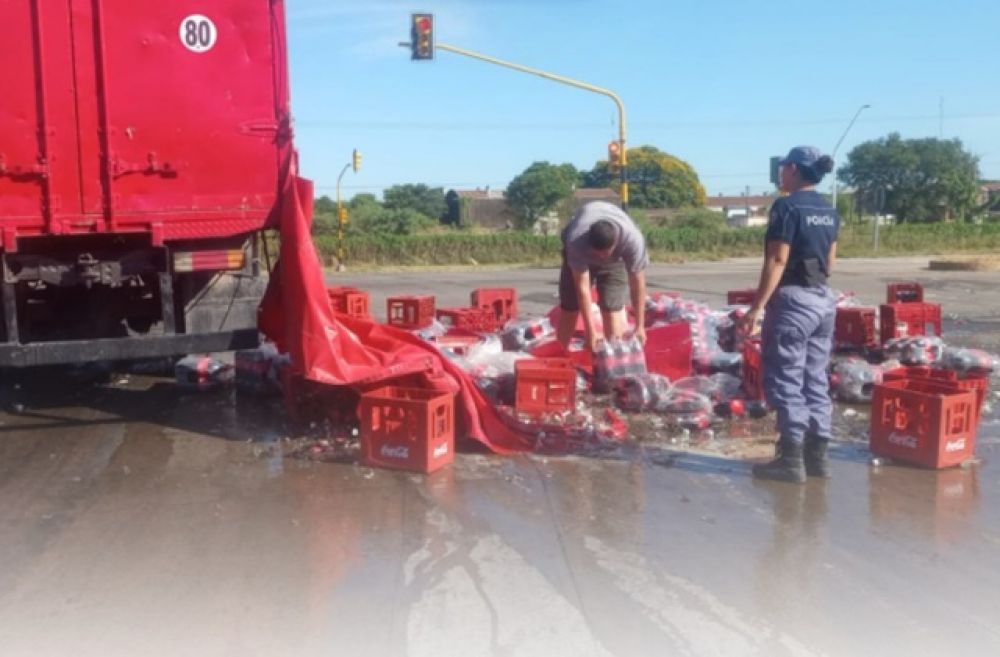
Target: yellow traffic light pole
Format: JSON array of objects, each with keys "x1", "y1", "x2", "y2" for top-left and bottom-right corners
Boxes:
[
  {"x1": 334, "y1": 149, "x2": 363, "y2": 271},
  {"x1": 335, "y1": 163, "x2": 350, "y2": 271},
  {"x1": 432, "y1": 43, "x2": 629, "y2": 209},
  {"x1": 337, "y1": 148, "x2": 361, "y2": 271}
]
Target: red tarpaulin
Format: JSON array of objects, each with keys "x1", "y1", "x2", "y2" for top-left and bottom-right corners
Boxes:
[{"x1": 258, "y1": 176, "x2": 532, "y2": 453}]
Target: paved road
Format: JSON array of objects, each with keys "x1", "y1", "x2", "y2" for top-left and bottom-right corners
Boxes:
[{"x1": 2, "y1": 257, "x2": 999, "y2": 657}]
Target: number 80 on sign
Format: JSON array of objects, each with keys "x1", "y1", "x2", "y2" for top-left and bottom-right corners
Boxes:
[{"x1": 179, "y1": 14, "x2": 218, "y2": 53}]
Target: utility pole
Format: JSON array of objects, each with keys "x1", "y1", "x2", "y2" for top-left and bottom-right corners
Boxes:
[
  {"x1": 403, "y1": 16, "x2": 630, "y2": 208},
  {"x1": 831, "y1": 104, "x2": 871, "y2": 214}
]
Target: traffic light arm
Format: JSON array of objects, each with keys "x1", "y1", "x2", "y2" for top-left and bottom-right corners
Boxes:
[{"x1": 433, "y1": 42, "x2": 629, "y2": 207}]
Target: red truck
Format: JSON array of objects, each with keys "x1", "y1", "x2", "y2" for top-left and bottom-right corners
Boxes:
[{"x1": 0, "y1": 1, "x2": 295, "y2": 366}]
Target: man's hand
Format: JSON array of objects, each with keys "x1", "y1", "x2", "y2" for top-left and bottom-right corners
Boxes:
[
  {"x1": 587, "y1": 333, "x2": 606, "y2": 353},
  {"x1": 633, "y1": 325, "x2": 647, "y2": 346},
  {"x1": 740, "y1": 306, "x2": 763, "y2": 335}
]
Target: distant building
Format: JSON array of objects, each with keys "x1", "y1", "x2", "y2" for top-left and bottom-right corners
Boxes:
[
  {"x1": 706, "y1": 193, "x2": 776, "y2": 228},
  {"x1": 449, "y1": 187, "x2": 621, "y2": 230},
  {"x1": 453, "y1": 187, "x2": 516, "y2": 230},
  {"x1": 980, "y1": 181, "x2": 1000, "y2": 211},
  {"x1": 570, "y1": 188, "x2": 621, "y2": 212}
]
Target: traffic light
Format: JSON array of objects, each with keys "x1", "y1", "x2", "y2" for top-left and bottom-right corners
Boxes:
[
  {"x1": 352, "y1": 149, "x2": 362, "y2": 173},
  {"x1": 607, "y1": 141, "x2": 622, "y2": 170},
  {"x1": 411, "y1": 13, "x2": 434, "y2": 60},
  {"x1": 338, "y1": 206, "x2": 349, "y2": 225}
]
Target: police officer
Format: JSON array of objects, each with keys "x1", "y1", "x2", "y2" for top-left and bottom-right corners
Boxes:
[{"x1": 741, "y1": 146, "x2": 839, "y2": 483}]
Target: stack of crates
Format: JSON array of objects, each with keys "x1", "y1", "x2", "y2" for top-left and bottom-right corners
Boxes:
[
  {"x1": 835, "y1": 307, "x2": 878, "y2": 351},
  {"x1": 471, "y1": 288, "x2": 518, "y2": 330},
  {"x1": 887, "y1": 282, "x2": 925, "y2": 304},
  {"x1": 358, "y1": 386, "x2": 455, "y2": 474},
  {"x1": 880, "y1": 282, "x2": 942, "y2": 343},
  {"x1": 386, "y1": 295, "x2": 436, "y2": 330},
  {"x1": 514, "y1": 358, "x2": 577, "y2": 417},
  {"x1": 327, "y1": 286, "x2": 370, "y2": 319},
  {"x1": 870, "y1": 378, "x2": 978, "y2": 469}
]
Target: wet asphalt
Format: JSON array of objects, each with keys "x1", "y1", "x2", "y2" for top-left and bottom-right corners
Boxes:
[{"x1": 1, "y1": 257, "x2": 999, "y2": 657}]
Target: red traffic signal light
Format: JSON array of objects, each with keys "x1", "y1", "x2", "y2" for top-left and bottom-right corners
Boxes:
[{"x1": 411, "y1": 13, "x2": 434, "y2": 60}]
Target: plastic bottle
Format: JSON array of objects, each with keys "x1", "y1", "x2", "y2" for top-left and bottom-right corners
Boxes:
[
  {"x1": 614, "y1": 373, "x2": 672, "y2": 412},
  {"x1": 940, "y1": 347, "x2": 998, "y2": 375},
  {"x1": 830, "y1": 358, "x2": 882, "y2": 403}
]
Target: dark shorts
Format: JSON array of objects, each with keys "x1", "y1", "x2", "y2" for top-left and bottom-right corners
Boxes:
[{"x1": 559, "y1": 252, "x2": 628, "y2": 312}]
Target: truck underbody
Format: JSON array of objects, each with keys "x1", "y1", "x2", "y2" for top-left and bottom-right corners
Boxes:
[{"x1": 0, "y1": 234, "x2": 265, "y2": 366}]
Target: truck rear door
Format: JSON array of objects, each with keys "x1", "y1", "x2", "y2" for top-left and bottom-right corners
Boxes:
[
  {"x1": 76, "y1": 0, "x2": 285, "y2": 235},
  {"x1": 0, "y1": 0, "x2": 82, "y2": 240}
]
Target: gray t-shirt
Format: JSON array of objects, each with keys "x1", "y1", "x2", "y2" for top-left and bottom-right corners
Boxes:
[{"x1": 561, "y1": 201, "x2": 649, "y2": 274}]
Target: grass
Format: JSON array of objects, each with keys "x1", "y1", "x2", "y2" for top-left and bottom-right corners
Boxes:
[{"x1": 304, "y1": 222, "x2": 1000, "y2": 268}]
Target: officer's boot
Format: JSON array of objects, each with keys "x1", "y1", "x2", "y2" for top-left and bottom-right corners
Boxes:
[
  {"x1": 804, "y1": 433, "x2": 831, "y2": 479},
  {"x1": 752, "y1": 436, "x2": 806, "y2": 483}
]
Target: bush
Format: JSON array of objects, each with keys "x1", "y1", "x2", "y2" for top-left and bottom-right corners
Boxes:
[
  {"x1": 314, "y1": 222, "x2": 1000, "y2": 267},
  {"x1": 358, "y1": 208, "x2": 437, "y2": 236},
  {"x1": 666, "y1": 207, "x2": 727, "y2": 231}
]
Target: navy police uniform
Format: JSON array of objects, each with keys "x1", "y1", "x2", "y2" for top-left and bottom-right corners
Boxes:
[{"x1": 761, "y1": 189, "x2": 840, "y2": 446}]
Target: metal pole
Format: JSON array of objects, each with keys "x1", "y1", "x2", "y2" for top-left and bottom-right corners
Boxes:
[
  {"x1": 335, "y1": 163, "x2": 350, "y2": 271},
  {"x1": 434, "y1": 43, "x2": 629, "y2": 208},
  {"x1": 831, "y1": 104, "x2": 871, "y2": 214}
]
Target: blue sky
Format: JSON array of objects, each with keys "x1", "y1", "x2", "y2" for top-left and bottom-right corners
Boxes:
[{"x1": 285, "y1": 0, "x2": 1000, "y2": 201}]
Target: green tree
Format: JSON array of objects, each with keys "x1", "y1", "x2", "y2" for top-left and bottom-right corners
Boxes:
[
  {"x1": 342, "y1": 193, "x2": 383, "y2": 235},
  {"x1": 583, "y1": 145, "x2": 706, "y2": 209},
  {"x1": 838, "y1": 133, "x2": 980, "y2": 223},
  {"x1": 383, "y1": 184, "x2": 446, "y2": 222},
  {"x1": 349, "y1": 193, "x2": 380, "y2": 211},
  {"x1": 314, "y1": 194, "x2": 337, "y2": 215},
  {"x1": 360, "y1": 208, "x2": 437, "y2": 235},
  {"x1": 506, "y1": 161, "x2": 579, "y2": 230}
]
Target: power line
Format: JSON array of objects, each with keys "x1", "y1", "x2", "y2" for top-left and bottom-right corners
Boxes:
[{"x1": 295, "y1": 112, "x2": 1000, "y2": 132}]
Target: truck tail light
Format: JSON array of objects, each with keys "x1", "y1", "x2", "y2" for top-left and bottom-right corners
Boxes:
[{"x1": 173, "y1": 249, "x2": 246, "y2": 273}]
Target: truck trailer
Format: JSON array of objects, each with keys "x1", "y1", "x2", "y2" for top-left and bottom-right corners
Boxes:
[{"x1": 0, "y1": 0, "x2": 295, "y2": 366}]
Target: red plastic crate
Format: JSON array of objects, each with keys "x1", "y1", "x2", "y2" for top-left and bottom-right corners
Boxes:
[
  {"x1": 727, "y1": 289, "x2": 757, "y2": 306},
  {"x1": 883, "y1": 367, "x2": 988, "y2": 424},
  {"x1": 835, "y1": 306, "x2": 878, "y2": 350},
  {"x1": 436, "y1": 332, "x2": 483, "y2": 356},
  {"x1": 887, "y1": 282, "x2": 924, "y2": 304},
  {"x1": 515, "y1": 358, "x2": 577, "y2": 416},
  {"x1": 471, "y1": 288, "x2": 518, "y2": 329},
  {"x1": 742, "y1": 339, "x2": 765, "y2": 401},
  {"x1": 879, "y1": 302, "x2": 942, "y2": 343},
  {"x1": 871, "y1": 379, "x2": 977, "y2": 469},
  {"x1": 386, "y1": 295, "x2": 436, "y2": 330},
  {"x1": 436, "y1": 307, "x2": 491, "y2": 332},
  {"x1": 359, "y1": 386, "x2": 455, "y2": 474},
  {"x1": 327, "y1": 286, "x2": 370, "y2": 319}
]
